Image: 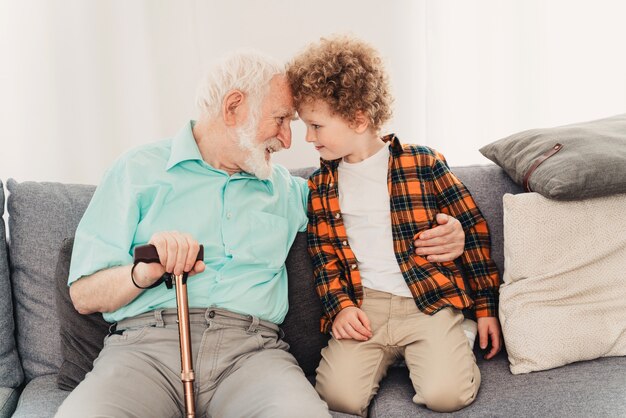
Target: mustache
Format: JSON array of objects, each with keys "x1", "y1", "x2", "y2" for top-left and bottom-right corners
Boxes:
[{"x1": 263, "y1": 137, "x2": 283, "y2": 153}]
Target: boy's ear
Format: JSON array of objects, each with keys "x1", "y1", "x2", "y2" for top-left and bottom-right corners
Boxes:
[
  {"x1": 222, "y1": 90, "x2": 246, "y2": 126},
  {"x1": 352, "y1": 110, "x2": 370, "y2": 134}
]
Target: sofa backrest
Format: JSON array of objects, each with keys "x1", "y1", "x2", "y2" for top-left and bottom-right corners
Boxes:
[
  {"x1": 452, "y1": 165, "x2": 523, "y2": 276},
  {"x1": 5, "y1": 164, "x2": 520, "y2": 383},
  {"x1": 7, "y1": 180, "x2": 95, "y2": 382},
  {"x1": 0, "y1": 180, "x2": 24, "y2": 388}
]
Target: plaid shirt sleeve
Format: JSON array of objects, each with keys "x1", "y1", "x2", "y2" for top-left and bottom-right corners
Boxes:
[
  {"x1": 307, "y1": 178, "x2": 357, "y2": 329},
  {"x1": 430, "y1": 151, "x2": 500, "y2": 318}
]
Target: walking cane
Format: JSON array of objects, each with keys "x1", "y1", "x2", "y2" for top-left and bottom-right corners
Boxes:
[{"x1": 133, "y1": 244, "x2": 204, "y2": 418}]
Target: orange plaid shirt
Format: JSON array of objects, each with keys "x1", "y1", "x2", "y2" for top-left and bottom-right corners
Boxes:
[{"x1": 307, "y1": 135, "x2": 500, "y2": 333}]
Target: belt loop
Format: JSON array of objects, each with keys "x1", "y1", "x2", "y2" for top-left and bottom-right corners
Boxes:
[
  {"x1": 247, "y1": 315, "x2": 260, "y2": 333},
  {"x1": 154, "y1": 309, "x2": 164, "y2": 328}
]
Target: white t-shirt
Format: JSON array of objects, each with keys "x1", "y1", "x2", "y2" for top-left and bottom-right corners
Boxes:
[{"x1": 338, "y1": 144, "x2": 412, "y2": 298}]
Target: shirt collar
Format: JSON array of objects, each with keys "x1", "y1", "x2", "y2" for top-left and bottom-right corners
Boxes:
[
  {"x1": 320, "y1": 133, "x2": 403, "y2": 171},
  {"x1": 383, "y1": 133, "x2": 404, "y2": 157},
  {"x1": 166, "y1": 121, "x2": 204, "y2": 171},
  {"x1": 166, "y1": 120, "x2": 275, "y2": 189}
]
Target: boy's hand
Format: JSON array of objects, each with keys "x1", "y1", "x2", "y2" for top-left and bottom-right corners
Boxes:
[
  {"x1": 414, "y1": 213, "x2": 465, "y2": 262},
  {"x1": 332, "y1": 307, "x2": 373, "y2": 341},
  {"x1": 477, "y1": 316, "x2": 502, "y2": 360}
]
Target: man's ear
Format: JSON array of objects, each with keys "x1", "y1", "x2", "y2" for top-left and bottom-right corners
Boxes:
[
  {"x1": 222, "y1": 90, "x2": 245, "y2": 126},
  {"x1": 352, "y1": 110, "x2": 370, "y2": 134}
]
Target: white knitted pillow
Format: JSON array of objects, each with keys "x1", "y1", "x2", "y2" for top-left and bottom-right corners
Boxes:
[{"x1": 499, "y1": 192, "x2": 626, "y2": 374}]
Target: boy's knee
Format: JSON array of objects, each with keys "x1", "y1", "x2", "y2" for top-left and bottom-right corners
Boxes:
[
  {"x1": 416, "y1": 366, "x2": 480, "y2": 412},
  {"x1": 316, "y1": 379, "x2": 370, "y2": 417},
  {"x1": 418, "y1": 387, "x2": 476, "y2": 412}
]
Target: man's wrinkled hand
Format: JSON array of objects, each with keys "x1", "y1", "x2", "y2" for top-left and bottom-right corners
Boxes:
[
  {"x1": 413, "y1": 213, "x2": 465, "y2": 262},
  {"x1": 148, "y1": 231, "x2": 205, "y2": 277}
]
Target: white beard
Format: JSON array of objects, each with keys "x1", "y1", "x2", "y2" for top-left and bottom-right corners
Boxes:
[{"x1": 236, "y1": 116, "x2": 282, "y2": 180}]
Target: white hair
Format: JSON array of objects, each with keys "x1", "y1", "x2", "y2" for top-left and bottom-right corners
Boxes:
[{"x1": 196, "y1": 50, "x2": 284, "y2": 119}]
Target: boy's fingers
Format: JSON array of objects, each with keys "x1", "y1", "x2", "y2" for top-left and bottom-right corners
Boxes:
[
  {"x1": 487, "y1": 328, "x2": 502, "y2": 359},
  {"x1": 356, "y1": 310, "x2": 372, "y2": 333},
  {"x1": 331, "y1": 325, "x2": 343, "y2": 340},
  {"x1": 345, "y1": 324, "x2": 368, "y2": 341},
  {"x1": 479, "y1": 325, "x2": 488, "y2": 350},
  {"x1": 350, "y1": 321, "x2": 371, "y2": 339}
]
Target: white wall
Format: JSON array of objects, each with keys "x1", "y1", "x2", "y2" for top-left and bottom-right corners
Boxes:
[{"x1": 1, "y1": 0, "x2": 625, "y2": 184}]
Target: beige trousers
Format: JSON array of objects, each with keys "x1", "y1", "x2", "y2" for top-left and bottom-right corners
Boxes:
[
  {"x1": 56, "y1": 308, "x2": 330, "y2": 418},
  {"x1": 315, "y1": 288, "x2": 480, "y2": 417}
]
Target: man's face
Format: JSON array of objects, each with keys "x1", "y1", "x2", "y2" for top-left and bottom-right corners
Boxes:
[{"x1": 236, "y1": 75, "x2": 295, "y2": 179}]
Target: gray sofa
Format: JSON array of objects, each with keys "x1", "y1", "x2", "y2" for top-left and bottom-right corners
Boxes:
[{"x1": 1, "y1": 165, "x2": 625, "y2": 418}]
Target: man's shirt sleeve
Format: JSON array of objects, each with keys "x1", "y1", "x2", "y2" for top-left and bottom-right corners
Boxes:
[
  {"x1": 293, "y1": 175, "x2": 309, "y2": 233},
  {"x1": 68, "y1": 160, "x2": 140, "y2": 285},
  {"x1": 430, "y1": 151, "x2": 500, "y2": 318}
]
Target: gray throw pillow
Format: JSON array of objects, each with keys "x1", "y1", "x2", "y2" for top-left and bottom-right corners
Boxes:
[
  {"x1": 7, "y1": 179, "x2": 96, "y2": 382},
  {"x1": 55, "y1": 237, "x2": 109, "y2": 391},
  {"x1": 479, "y1": 113, "x2": 626, "y2": 200}
]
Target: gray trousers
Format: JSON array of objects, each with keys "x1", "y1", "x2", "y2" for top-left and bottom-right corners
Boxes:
[{"x1": 55, "y1": 308, "x2": 330, "y2": 418}]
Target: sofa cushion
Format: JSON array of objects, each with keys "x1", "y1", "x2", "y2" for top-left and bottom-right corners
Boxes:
[
  {"x1": 0, "y1": 180, "x2": 24, "y2": 389},
  {"x1": 370, "y1": 353, "x2": 626, "y2": 417},
  {"x1": 499, "y1": 192, "x2": 626, "y2": 374},
  {"x1": 6, "y1": 179, "x2": 95, "y2": 382},
  {"x1": 479, "y1": 113, "x2": 626, "y2": 200},
  {"x1": 55, "y1": 238, "x2": 108, "y2": 391},
  {"x1": 10, "y1": 374, "x2": 69, "y2": 418},
  {"x1": 0, "y1": 387, "x2": 20, "y2": 418}
]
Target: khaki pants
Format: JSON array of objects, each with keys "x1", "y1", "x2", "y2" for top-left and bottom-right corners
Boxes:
[
  {"x1": 56, "y1": 308, "x2": 330, "y2": 418},
  {"x1": 315, "y1": 288, "x2": 480, "y2": 417}
]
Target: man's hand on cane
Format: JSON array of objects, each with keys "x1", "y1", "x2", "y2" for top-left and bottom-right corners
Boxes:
[{"x1": 132, "y1": 231, "x2": 205, "y2": 289}]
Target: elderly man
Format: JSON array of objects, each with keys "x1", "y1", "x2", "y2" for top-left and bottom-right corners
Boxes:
[{"x1": 55, "y1": 50, "x2": 466, "y2": 417}]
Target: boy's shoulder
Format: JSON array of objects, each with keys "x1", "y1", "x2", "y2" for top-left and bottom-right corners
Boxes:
[
  {"x1": 400, "y1": 143, "x2": 438, "y2": 158},
  {"x1": 307, "y1": 164, "x2": 331, "y2": 188},
  {"x1": 396, "y1": 143, "x2": 447, "y2": 167}
]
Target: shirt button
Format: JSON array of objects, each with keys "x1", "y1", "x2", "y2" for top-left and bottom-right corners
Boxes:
[
  {"x1": 335, "y1": 213, "x2": 341, "y2": 219},
  {"x1": 208, "y1": 310, "x2": 215, "y2": 318},
  {"x1": 226, "y1": 212, "x2": 232, "y2": 219},
  {"x1": 351, "y1": 264, "x2": 357, "y2": 270},
  {"x1": 342, "y1": 240, "x2": 348, "y2": 246}
]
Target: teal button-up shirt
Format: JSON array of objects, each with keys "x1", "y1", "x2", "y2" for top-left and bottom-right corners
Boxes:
[{"x1": 69, "y1": 121, "x2": 308, "y2": 324}]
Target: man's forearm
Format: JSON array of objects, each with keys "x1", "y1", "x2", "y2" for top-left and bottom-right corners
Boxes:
[{"x1": 69, "y1": 265, "x2": 143, "y2": 315}]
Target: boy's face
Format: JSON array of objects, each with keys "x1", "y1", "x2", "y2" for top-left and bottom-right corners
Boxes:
[{"x1": 297, "y1": 99, "x2": 361, "y2": 161}]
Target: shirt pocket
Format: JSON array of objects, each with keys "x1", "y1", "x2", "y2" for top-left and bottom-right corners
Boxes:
[{"x1": 240, "y1": 211, "x2": 289, "y2": 269}]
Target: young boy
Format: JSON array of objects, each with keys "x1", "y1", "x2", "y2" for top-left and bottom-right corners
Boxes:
[{"x1": 287, "y1": 35, "x2": 502, "y2": 416}]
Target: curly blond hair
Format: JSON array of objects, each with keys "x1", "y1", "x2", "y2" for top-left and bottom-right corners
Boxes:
[{"x1": 287, "y1": 35, "x2": 393, "y2": 132}]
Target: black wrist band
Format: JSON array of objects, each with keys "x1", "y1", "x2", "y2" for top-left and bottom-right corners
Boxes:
[{"x1": 131, "y1": 263, "x2": 164, "y2": 289}]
